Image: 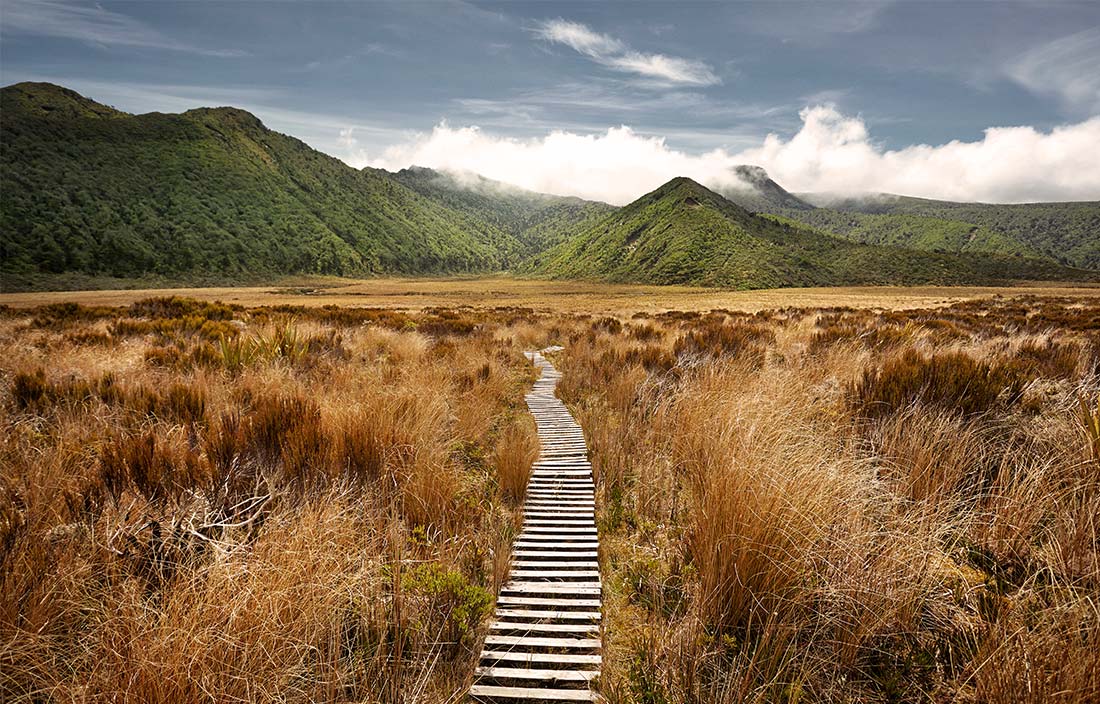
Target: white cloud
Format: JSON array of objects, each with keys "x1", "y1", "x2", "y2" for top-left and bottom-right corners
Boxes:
[
  {"x1": 2, "y1": 0, "x2": 245, "y2": 57},
  {"x1": 534, "y1": 19, "x2": 719, "y2": 86},
  {"x1": 1009, "y1": 28, "x2": 1100, "y2": 113},
  {"x1": 366, "y1": 105, "x2": 1100, "y2": 204},
  {"x1": 603, "y1": 52, "x2": 720, "y2": 87},
  {"x1": 536, "y1": 19, "x2": 623, "y2": 57}
]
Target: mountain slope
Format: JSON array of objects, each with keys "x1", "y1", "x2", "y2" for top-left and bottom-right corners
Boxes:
[
  {"x1": 711, "y1": 165, "x2": 815, "y2": 212},
  {"x1": 797, "y1": 192, "x2": 1100, "y2": 269},
  {"x1": 767, "y1": 208, "x2": 1048, "y2": 260},
  {"x1": 535, "y1": 178, "x2": 1088, "y2": 288},
  {"x1": 386, "y1": 166, "x2": 615, "y2": 255},
  {"x1": 1, "y1": 82, "x2": 519, "y2": 285}
]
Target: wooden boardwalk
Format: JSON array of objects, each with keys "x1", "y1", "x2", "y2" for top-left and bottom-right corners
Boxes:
[{"x1": 469, "y1": 349, "x2": 602, "y2": 702}]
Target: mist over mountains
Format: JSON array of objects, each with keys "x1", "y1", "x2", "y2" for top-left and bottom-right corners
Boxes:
[{"x1": 2, "y1": 82, "x2": 1096, "y2": 291}]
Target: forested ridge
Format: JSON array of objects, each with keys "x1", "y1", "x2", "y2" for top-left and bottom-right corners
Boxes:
[{"x1": 2, "y1": 82, "x2": 1096, "y2": 292}]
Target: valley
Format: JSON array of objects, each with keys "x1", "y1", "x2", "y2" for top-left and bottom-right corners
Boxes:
[
  {"x1": 2, "y1": 79, "x2": 1098, "y2": 704},
  {"x1": 3, "y1": 276, "x2": 1099, "y2": 313},
  {"x1": 2, "y1": 291, "x2": 1098, "y2": 702},
  {"x1": 3, "y1": 82, "x2": 1098, "y2": 295}
]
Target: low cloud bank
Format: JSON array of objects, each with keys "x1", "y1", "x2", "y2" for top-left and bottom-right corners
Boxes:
[{"x1": 362, "y1": 105, "x2": 1100, "y2": 205}]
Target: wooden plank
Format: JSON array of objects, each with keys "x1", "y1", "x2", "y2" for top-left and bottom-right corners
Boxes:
[
  {"x1": 494, "y1": 609, "x2": 601, "y2": 621},
  {"x1": 479, "y1": 650, "x2": 602, "y2": 666},
  {"x1": 524, "y1": 512, "x2": 595, "y2": 519},
  {"x1": 512, "y1": 551, "x2": 599, "y2": 558},
  {"x1": 468, "y1": 685, "x2": 595, "y2": 701},
  {"x1": 489, "y1": 622, "x2": 600, "y2": 634},
  {"x1": 530, "y1": 469, "x2": 592, "y2": 474},
  {"x1": 528, "y1": 476, "x2": 592, "y2": 482},
  {"x1": 527, "y1": 487, "x2": 594, "y2": 492},
  {"x1": 512, "y1": 561, "x2": 599, "y2": 569},
  {"x1": 502, "y1": 583, "x2": 601, "y2": 595},
  {"x1": 509, "y1": 570, "x2": 601, "y2": 579},
  {"x1": 513, "y1": 546, "x2": 599, "y2": 552},
  {"x1": 529, "y1": 474, "x2": 592, "y2": 480},
  {"x1": 524, "y1": 488, "x2": 594, "y2": 493},
  {"x1": 495, "y1": 596, "x2": 601, "y2": 608},
  {"x1": 475, "y1": 666, "x2": 598, "y2": 682},
  {"x1": 513, "y1": 545, "x2": 599, "y2": 553},
  {"x1": 483, "y1": 635, "x2": 601, "y2": 649},
  {"x1": 524, "y1": 520, "x2": 596, "y2": 527}
]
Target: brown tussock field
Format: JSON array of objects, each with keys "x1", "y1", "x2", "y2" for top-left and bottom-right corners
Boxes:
[
  {"x1": 3, "y1": 276, "x2": 1100, "y2": 314},
  {"x1": 1, "y1": 290, "x2": 1099, "y2": 702}
]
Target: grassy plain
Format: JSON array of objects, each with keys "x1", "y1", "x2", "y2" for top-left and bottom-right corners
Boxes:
[
  {"x1": 2, "y1": 276, "x2": 1100, "y2": 313},
  {"x1": 1, "y1": 284, "x2": 1098, "y2": 702}
]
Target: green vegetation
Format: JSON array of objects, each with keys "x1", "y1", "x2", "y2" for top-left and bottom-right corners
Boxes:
[
  {"x1": 0, "y1": 82, "x2": 523, "y2": 286},
  {"x1": 533, "y1": 178, "x2": 1090, "y2": 288},
  {"x1": 797, "y1": 192, "x2": 1100, "y2": 269},
  {"x1": 766, "y1": 209, "x2": 1047, "y2": 259},
  {"x1": 2, "y1": 83, "x2": 1095, "y2": 293},
  {"x1": 388, "y1": 165, "x2": 614, "y2": 255}
]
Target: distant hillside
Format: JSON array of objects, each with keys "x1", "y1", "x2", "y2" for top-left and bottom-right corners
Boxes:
[
  {"x1": 767, "y1": 208, "x2": 1048, "y2": 260},
  {"x1": 1, "y1": 82, "x2": 520, "y2": 287},
  {"x1": 2, "y1": 82, "x2": 1094, "y2": 293},
  {"x1": 710, "y1": 165, "x2": 815, "y2": 212},
  {"x1": 533, "y1": 177, "x2": 1088, "y2": 288},
  {"x1": 797, "y1": 192, "x2": 1100, "y2": 269},
  {"x1": 386, "y1": 166, "x2": 614, "y2": 255}
]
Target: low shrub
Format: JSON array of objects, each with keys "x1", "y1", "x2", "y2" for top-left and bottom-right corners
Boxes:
[{"x1": 403, "y1": 563, "x2": 493, "y2": 649}]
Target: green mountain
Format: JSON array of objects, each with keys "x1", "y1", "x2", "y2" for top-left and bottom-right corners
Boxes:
[
  {"x1": 1, "y1": 82, "x2": 521, "y2": 287},
  {"x1": 794, "y1": 192, "x2": 1100, "y2": 270},
  {"x1": 767, "y1": 208, "x2": 1048, "y2": 260},
  {"x1": 533, "y1": 177, "x2": 1089, "y2": 288},
  {"x1": 385, "y1": 165, "x2": 615, "y2": 256},
  {"x1": 711, "y1": 165, "x2": 815, "y2": 212},
  {"x1": 2, "y1": 82, "x2": 1094, "y2": 293}
]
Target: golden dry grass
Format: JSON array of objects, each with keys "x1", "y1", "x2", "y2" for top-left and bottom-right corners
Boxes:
[
  {"x1": 2, "y1": 291, "x2": 1099, "y2": 702},
  {"x1": 3, "y1": 276, "x2": 1100, "y2": 314},
  {"x1": 0, "y1": 300, "x2": 538, "y2": 702},
  {"x1": 553, "y1": 297, "x2": 1100, "y2": 703}
]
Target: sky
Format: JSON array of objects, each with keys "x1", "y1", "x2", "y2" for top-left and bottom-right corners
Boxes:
[{"x1": 3, "y1": 0, "x2": 1100, "y2": 204}]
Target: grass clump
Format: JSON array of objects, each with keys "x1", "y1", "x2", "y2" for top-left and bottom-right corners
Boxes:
[{"x1": 851, "y1": 349, "x2": 1025, "y2": 417}]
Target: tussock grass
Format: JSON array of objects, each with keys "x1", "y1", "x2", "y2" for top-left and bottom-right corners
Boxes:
[
  {"x1": 556, "y1": 296, "x2": 1100, "y2": 703},
  {"x1": 0, "y1": 298, "x2": 536, "y2": 702},
  {"x1": 3, "y1": 294, "x2": 1099, "y2": 702},
  {"x1": 494, "y1": 413, "x2": 539, "y2": 505}
]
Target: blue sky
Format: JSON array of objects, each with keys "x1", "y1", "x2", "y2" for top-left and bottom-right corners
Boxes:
[{"x1": 3, "y1": 1, "x2": 1099, "y2": 203}]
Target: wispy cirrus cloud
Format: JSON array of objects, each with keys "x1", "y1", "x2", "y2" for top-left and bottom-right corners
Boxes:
[
  {"x1": 1009, "y1": 28, "x2": 1100, "y2": 113},
  {"x1": 2, "y1": 0, "x2": 246, "y2": 57},
  {"x1": 533, "y1": 19, "x2": 720, "y2": 86}
]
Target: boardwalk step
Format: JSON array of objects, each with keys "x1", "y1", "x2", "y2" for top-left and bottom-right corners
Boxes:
[
  {"x1": 475, "y1": 667, "x2": 598, "y2": 682},
  {"x1": 496, "y1": 596, "x2": 602, "y2": 608},
  {"x1": 483, "y1": 635, "x2": 600, "y2": 649},
  {"x1": 495, "y1": 609, "x2": 601, "y2": 621},
  {"x1": 481, "y1": 651, "x2": 602, "y2": 666},
  {"x1": 468, "y1": 685, "x2": 596, "y2": 702},
  {"x1": 489, "y1": 622, "x2": 600, "y2": 634}
]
